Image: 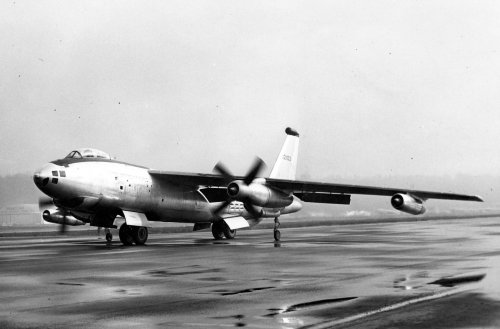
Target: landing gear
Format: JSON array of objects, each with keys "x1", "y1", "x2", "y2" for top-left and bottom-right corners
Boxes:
[
  {"x1": 105, "y1": 228, "x2": 113, "y2": 242},
  {"x1": 119, "y1": 224, "x2": 148, "y2": 245},
  {"x1": 211, "y1": 221, "x2": 225, "y2": 240},
  {"x1": 119, "y1": 224, "x2": 134, "y2": 246},
  {"x1": 223, "y1": 225, "x2": 236, "y2": 239},
  {"x1": 131, "y1": 226, "x2": 148, "y2": 245},
  {"x1": 212, "y1": 221, "x2": 236, "y2": 240},
  {"x1": 273, "y1": 217, "x2": 281, "y2": 241}
]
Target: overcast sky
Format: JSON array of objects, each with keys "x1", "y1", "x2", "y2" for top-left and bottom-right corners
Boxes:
[{"x1": 1, "y1": 1, "x2": 500, "y2": 180}]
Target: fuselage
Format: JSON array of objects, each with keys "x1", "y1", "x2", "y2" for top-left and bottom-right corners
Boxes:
[
  {"x1": 33, "y1": 155, "x2": 301, "y2": 226},
  {"x1": 34, "y1": 157, "x2": 216, "y2": 224}
]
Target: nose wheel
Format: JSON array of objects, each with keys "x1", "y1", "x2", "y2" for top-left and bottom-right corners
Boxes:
[
  {"x1": 273, "y1": 217, "x2": 281, "y2": 241},
  {"x1": 105, "y1": 228, "x2": 113, "y2": 242}
]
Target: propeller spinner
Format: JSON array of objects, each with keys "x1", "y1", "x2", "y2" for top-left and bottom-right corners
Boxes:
[{"x1": 212, "y1": 157, "x2": 266, "y2": 218}]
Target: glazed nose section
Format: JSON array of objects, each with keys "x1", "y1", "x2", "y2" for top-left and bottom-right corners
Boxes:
[{"x1": 33, "y1": 165, "x2": 51, "y2": 189}]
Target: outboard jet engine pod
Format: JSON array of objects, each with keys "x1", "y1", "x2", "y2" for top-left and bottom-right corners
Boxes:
[
  {"x1": 42, "y1": 210, "x2": 85, "y2": 226},
  {"x1": 227, "y1": 181, "x2": 293, "y2": 208},
  {"x1": 391, "y1": 193, "x2": 426, "y2": 215}
]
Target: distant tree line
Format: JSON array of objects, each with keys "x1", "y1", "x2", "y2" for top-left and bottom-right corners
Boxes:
[{"x1": 0, "y1": 173, "x2": 41, "y2": 207}]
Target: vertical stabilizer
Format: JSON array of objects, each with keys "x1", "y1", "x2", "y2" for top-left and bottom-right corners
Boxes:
[{"x1": 269, "y1": 127, "x2": 299, "y2": 180}]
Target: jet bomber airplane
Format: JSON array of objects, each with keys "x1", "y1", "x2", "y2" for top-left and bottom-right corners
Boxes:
[{"x1": 33, "y1": 128, "x2": 483, "y2": 245}]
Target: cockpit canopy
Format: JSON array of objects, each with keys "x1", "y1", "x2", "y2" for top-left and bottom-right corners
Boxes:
[{"x1": 65, "y1": 148, "x2": 111, "y2": 160}]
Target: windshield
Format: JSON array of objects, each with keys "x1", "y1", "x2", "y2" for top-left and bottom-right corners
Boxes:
[{"x1": 65, "y1": 148, "x2": 111, "y2": 159}]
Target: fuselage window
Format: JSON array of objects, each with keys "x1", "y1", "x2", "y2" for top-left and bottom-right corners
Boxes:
[
  {"x1": 52, "y1": 178, "x2": 58, "y2": 184},
  {"x1": 59, "y1": 171, "x2": 66, "y2": 177},
  {"x1": 52, "y1": 171, "x2": 58, "y2": 177}
]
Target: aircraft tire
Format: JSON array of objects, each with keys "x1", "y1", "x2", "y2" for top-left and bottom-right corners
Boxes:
[
  {"x1": 131, "y1": 226, "x2": 148, "y2": 245},
  {"x1": 119, "y1": 224, "x2": 134, "y2": 246},
  {"x1": 223, "y1": 223, "x2": 236, "y2": 239},
  {"x1": 105, "y1": 232, "x2": 113, "y2": 242},
  {"x1": 211, "y1": 222, "x2": 224, "y2": 240},
  {"x1": 273, "y1": 229, "x2": 281, "y2": 241}
]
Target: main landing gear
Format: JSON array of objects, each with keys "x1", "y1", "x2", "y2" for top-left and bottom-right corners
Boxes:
[
  {"x1": 119, "y1": 223, "x2": 148, "y2": 246},
  {"x1": 273, "y1": 217, "x2": 281, "y2": 241},
  {"x1": 211, "y1": 221, "x2": 236, "y2": 240}
]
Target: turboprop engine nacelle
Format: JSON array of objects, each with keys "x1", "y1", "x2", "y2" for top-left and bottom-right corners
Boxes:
[
  {"x1": 391, "y1": 193, "x2": 426, "y2": 215},
  {"x1": 42, "y1": 210, "x2": 86, "y2": 226},
  {"x1": 227, "y1": 181, "x2": 293, "y2": 208}
]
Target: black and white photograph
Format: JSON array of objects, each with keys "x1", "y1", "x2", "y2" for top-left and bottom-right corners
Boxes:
[{"x1": 1, "y1": 1, "x2": 500, "y2": 328}]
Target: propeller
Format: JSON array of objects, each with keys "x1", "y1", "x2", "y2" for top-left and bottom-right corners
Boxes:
[
  {"x1": 212, "y1": 157, "x2": 266, "y2": 218},
  {"x1": 38, "y1": 196, "x2": 67, "y2": 234},
  {"x1": 59, "y1": 217, "x2": 67, "y2": 234},
  {"x1": 38, "y1": 196, "x2": 54, "y2": 208}
]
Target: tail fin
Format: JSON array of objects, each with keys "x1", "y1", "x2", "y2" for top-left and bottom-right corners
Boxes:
[{"x1": 269, "y1": 127, "x2": 299, "y2": 180}]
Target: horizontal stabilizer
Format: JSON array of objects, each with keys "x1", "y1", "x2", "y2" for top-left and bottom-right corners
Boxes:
[
  {"x1": 295, "y1": 192, "x2": 351, "y2": 204},
  {"x1": 222, "y1": 216, "x2": 250, "y2": 230}
]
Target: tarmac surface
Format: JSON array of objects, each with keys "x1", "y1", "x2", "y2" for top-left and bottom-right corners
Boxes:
[{"x1": 1, "y1": 217, "x2": 500, "y2": 328}]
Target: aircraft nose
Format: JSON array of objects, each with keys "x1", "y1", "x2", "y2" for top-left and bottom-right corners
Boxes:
[
  {"x1": 33, "y1": 172, "x2": 49, "y2": 188},
  {"x1": 33, "y1": 165, "x2": 51, "y2": 189}
]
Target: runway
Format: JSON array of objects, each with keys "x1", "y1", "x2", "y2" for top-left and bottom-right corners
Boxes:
[{"x1": 1, "y1": 217, "x2": 500, "y2": 328}]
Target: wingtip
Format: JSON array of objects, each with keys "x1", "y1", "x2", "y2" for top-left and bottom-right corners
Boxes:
[{"x1": 474, "y1": 195, "x2": 484, "y2": 202}]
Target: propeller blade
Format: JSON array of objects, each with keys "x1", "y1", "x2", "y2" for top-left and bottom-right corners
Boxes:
[
  {"x1": 213, "y1": 162, "x2": 234, "y2": 180},
  {"x1": 244, "y1": 157, "x2": 266, "y2": 185},
  {"x1": 244, "y1": 202, "x2": 262, "y2": 219},
  {"x1": 211, "y1": 199, "x2": 232, "y2": 216},
  {"x1": 39, "y1": 197, "x2": 68, "y2": 234},
  {"x1": 212, "y1": 157, "x2": 266, "y2": 218},
  {"x1": 60, "y1": 220, "x2": 67, "y2": 234},
  {"x1": 38, "y1": 196, "x2": 54, "y2": 209}
]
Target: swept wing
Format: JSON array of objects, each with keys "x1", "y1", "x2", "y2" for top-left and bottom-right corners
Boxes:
[{"x1": 148, "y1": 170, "x2": 482, "y2": 202}]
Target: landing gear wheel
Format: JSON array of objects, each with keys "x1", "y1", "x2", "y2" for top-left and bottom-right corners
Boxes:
[
  {"x1": 105, "y1": 232, "x2": 113, "y2": 242},
  {"x1": 119, "y1": 224, "x2": 134, "y2": 246},
  {"x1": 273, "y1": 217, "x2": 281, "y2": 241},
  {"x1": 131, "y1": 226, "x2": 148, "y2": 245},
  {"x1": 223, "y1": 223, "x2": 237, "y2": 239},
  {"x1": 274, "y1": 229, "x2": 281, "y2": 241},
  {"x1": 211, "y1": 222, "x2": 224, "y2": 240}
]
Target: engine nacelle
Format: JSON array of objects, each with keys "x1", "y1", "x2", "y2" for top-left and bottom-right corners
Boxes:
[
  {"x1": 281, "y1": 197, "x2": 303, "y2": 215},
  {"x1": 227, "y1": 181, "x2": 293, "y2": 208},
  {"x1": 260, "y1": 209, "x2": 281, "y2": 218},
  {"x1": 42, "y1": 210, "x2": 86, "y2": 226},
  {"x1": 391, "y1": 194, "x2": 426, "y2": 215}
]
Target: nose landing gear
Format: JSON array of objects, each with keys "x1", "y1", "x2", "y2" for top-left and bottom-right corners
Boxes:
[
  {"x1": 273, "y1": 217, "x2": 281, "y2": 241},
  {"x1": 105, "y1": 228, "x2": 113, "y2": 242}
]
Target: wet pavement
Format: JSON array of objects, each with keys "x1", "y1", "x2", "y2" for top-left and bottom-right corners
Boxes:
[{"x1": 1, "y1": 217, "x2": 500, "y2": 328}]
